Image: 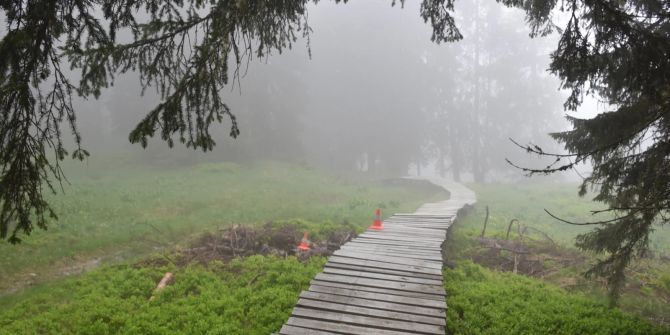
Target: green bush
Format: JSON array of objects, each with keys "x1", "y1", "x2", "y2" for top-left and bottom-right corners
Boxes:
[
  {"x1": 444, "y1": 261, "x2": 669, "y2": 335},
  {"x1": 0, "y1": 255, "x2": 326, "y2": 335}
]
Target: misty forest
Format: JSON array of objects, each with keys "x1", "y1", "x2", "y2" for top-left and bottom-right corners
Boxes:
[{"x1": 1, "y1": 0, "x2": 670, "y2": 334}]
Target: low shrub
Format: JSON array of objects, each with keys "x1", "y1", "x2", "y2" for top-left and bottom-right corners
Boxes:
[
  {"x1": 444, "y1": 261, "x2": 669, "y2": 335},
  {"x1": 0, "y1": 255, "x2": 325, "y2": 335}
]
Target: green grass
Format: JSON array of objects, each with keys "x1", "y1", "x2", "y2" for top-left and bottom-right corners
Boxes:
[
  {"x1": 6, "y1": 172, "x2": 668, "y2": 334},
  {"x1": 444, "y1": 261, "x2": 669, "y2": 335},
  {"x1": 0, "y1": 160, "x2": 446, "y2": 293},
  {"x1": 447, "y1": 182, "x2": 670, "y2": 330},
  {"x1": 461, "y1": 183, "x2": 670, "y2": 251},
  {"x1": 0, "y1": 160, "x2": 445, "y2": 334},
  {"x1": 0, "y1": 255, "x2": 326, "y2": 335}
]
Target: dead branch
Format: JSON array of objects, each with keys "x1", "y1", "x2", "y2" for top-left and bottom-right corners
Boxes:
[
  {"x1": 477, "y1": 237, "x2": 529, "y2": 254},
  {"x1": 523, "y1": 226, "x2": 556, "y2": 245},
  {"x1": 506, "y1": 219, "x2": 519, "y2": 240},
  {"x1": 480, "y1": 206, "x2": 490, "y2": 238}
]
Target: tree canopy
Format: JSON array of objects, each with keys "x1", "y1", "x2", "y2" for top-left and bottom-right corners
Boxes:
[
  {"x1": 1, "y1": 0, "x2": 669, "y2": 303},
  {"x1": 0, "y1": 0, "x2": 460, "y2": 244},
  {"x1": 503, "y1": 0, "x2": 670, "y2": 303}
]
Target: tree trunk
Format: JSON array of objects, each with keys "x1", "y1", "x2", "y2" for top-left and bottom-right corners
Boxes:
[
  {"x1": 473, "y1": 163, "x2": 485, "y2": 183},
  {"x1": 471, "y1": 0, "x2": 483, "y2": 184},
  {"x1": 437, "y1": 148, "x2": 445, "y2": 178},
  {"x1": 452, "y1": 157, "x2": 461, "y2": 182}
]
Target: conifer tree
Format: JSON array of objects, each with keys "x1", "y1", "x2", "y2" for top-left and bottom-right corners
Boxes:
[
  {"x1": 501, "y1": 0, "x2": 670, "y2": 303},
  {"x1": 0, "y1": 0, "x2": 461, "y2": 243}
]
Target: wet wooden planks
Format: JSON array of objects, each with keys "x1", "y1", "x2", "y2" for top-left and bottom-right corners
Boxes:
[
  {"x1": 279, "y1": 215, "x2": 450, "y2": 334},
  {"x1": 279, "y1": 179, "x2": 476, "y2": 335}
]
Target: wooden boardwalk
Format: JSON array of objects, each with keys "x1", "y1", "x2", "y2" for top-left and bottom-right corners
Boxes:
[{"x1": 279, "y1": 179, "x2": 476, "y2": 335}]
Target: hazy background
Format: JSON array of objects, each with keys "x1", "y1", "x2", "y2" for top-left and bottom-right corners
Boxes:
[{"x1": 57, "y1": 0, "x2": 599, "y2": 181}]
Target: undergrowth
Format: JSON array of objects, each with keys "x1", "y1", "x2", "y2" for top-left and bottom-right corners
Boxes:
[
  {"x1": 444, "y1": 261, "x2": 669, "y2": 335},
  {"x1": 446, "y1": 183, "x2": 670, "y2": 330},
  {"x1": 0, "y1": 160, "x2": 445, "y2": 293},
  {"x1": 0, "y1": 255, "x2": 325, "y2": 335}
]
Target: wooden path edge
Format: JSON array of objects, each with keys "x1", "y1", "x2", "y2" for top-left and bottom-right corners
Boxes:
[{"x1": 277, "y1": 178, "x2": 476, "y2": 335}]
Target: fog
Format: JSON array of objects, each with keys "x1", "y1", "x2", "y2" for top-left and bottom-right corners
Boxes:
[{"x1": 68, "y1": 0, "x2": 580, "y2": 182}]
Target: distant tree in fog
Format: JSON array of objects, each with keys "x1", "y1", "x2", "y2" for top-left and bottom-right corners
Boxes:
[{"x1": 422, "y1": 0, "x2": 563, "y2": 182}]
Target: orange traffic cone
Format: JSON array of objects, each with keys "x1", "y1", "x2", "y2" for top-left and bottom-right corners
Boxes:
[
  {"x1": 297, "y1": 232, "x2": 310, "y2": 251},
  {"x1": 370, "y1": 208, "x2": 383, "y2": 230}
]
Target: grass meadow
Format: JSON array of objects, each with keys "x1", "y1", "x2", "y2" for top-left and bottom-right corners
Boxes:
[
  {"x1": 447, "y1": 182, "x2": 670, "y2": 331},
  {"x1": 1, "y1": 163, "x2": 669, "y2": 334},
  {"x1": 0, "y1": 160, "x2": 446, "y2": 294}
]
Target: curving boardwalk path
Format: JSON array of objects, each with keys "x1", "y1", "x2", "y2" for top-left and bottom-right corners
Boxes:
[{"x1": 279, "y1": 178, "x2": 476, "y2": 335}]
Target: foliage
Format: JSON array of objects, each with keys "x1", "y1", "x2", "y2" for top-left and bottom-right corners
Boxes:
[
  {"x1": 500, "y1": 0, "x2": 670, "y2": 303},
  {"x1": 448, "y1": 182, "x2": 670, "y2": 327},
  {"x1": 0, "y1": 0, "x2": 459, "y2": 243},
  {"x1": 0, "y1": 255, "x2": 326, "y2": 334},
  {"x1": 444, "y1": 261, "x2": 669, "y2": 335}
]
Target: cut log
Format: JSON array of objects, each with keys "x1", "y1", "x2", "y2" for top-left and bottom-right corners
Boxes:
[{"x1": 150, "y1": 272, "x2": 174, "y2": 300}]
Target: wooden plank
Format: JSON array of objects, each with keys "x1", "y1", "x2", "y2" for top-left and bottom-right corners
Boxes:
[
  {"x1": 362, "y1": 232, "x2": 445, "y2": 242},
  {"x1": 357, "y1": 233, "x2": 443, "y2": 240},
  {"x1": 279, "y1": 324, "x2": 339, "y2": 335},
  {"x1": 349, "y1": 238, "x2": 443, "y2": 250},
  {"x1": 342, "y1": 243, "x2": 443, "y2": 255},
  {"x1": 382, "y1": 224, "x2": 449, "y2": 230},
  {"x1": 355, "y1": 236, "x2": 443, "y2": 247},
  {"x1": 377, "y1": 231, "x2": 445, "y2": 239},
  {"x1": 314, "y1": 273, "x2": 445, "y2": 296},
  {"x1": 383, "y1": 221, "x2": 450, "y2": 226},
  {"x1": 332, "y1": 250, "x2": 443, "y2": 270},
  {"x1": 358, "y1": 236, "x2": 444, "y2": 246},
  {"x1": 311, "y1": 279, "x2": 445, "y2": 301},
  {"x1": 358, "y1": 233, "x2": 444, "y2": 247},
  {"x1": 343, "y1": 242, "x2": 442, "y2": 253},
  {"x1": 360, "y1": 232, "x2": 444, "y2": 242},
  {"x1": 308, "y1": 284, "x2": 446, "y2": 309},
  {"x1": 296, "y1": 298, "x2": 446, "y2": 326},
  {"x1": 339, "y1": 244, "x2": 443, "y2": 257},
  {"x1": 322, "y1": 266, "x2": 443, "y2": 285},
  {"x1": 379, "y1": 227, "x2": 446, "y2": 235},
  {"x1": 371, "y1": 231, "x2": 445, "y2": 239},
  {"x1": 345, "y1": 241, "x2": 442, "y2": 252},
  {"x1": 300, "y1": 291, "x2": 445, "y2": 318},
  {"x1": 343, "y1": 241, "x2": 442, "y2": 252},
  {"x1": 338, "y1": 246, "x2": 443, "y2": 262},
  {"x1": 291, "y1": 307, "x2": 445, "y2": 334},
  {"x1": 328, "y1": 256, "x2": 442, "y2": 276},
  {"x1": 285, "y1": 317, "x2": 410, "y2": 335},
  {"x1": 325, "y1": 262, "x2": 444, "y2": 281},
  {"x1": 384, "y1": 220, "x2": 450, "y2": 225},
  {"x1": 381, "y1": 225, "x2": 448, "y2": 230}
]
